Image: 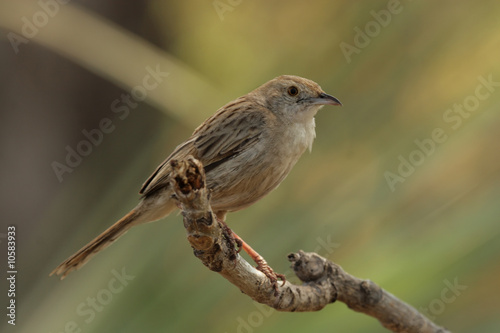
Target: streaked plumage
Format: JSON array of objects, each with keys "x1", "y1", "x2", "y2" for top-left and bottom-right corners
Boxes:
[{"x1": 51, "y1": 75, "x2": 341, "y2": 279}]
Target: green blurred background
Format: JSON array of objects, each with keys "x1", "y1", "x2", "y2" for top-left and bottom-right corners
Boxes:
[{"x1": 1, "y1": 1, "x2": 499, "y2": 332}]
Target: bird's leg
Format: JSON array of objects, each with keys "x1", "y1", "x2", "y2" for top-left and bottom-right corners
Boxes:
[
  {"x1": 216, "y1": 216, "x2": 285, "y2": 293},
  {"x1": 231, "y1": 231, "x2": 286, "y2": 294}
]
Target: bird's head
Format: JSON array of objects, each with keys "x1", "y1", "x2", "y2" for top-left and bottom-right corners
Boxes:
[{"x1": 252, "y1": 75, "x2": 342, "y2": 124}]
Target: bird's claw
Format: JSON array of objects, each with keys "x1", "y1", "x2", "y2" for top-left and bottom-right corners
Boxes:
[
  {"x1": 255, "y1": 257, "x2": 286, "y2": 295},
  {"x1": 217, "y1": 217, "x2": 285, "y2": 294}
]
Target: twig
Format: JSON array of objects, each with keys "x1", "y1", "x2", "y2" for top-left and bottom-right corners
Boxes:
[{"x1": 169, "y1": 156, "x2": 451, "y2": 333}]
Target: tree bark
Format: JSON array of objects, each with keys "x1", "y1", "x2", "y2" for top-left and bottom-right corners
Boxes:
[{"x1": 169, "y1": 156, "x2": 451, "y2": 333}]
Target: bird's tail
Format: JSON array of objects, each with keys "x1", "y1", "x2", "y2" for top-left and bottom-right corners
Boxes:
[
  {"x1": 50, "y1": 199, "x2": 175, "y2": 279},
  {"x1": 50, "y1": 209, "x2": 141, "y2": 279}
]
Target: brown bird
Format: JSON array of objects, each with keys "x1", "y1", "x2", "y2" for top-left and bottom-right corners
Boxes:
[{"x1": 50, "y1": 75, "x2": 341, "y2": 282}]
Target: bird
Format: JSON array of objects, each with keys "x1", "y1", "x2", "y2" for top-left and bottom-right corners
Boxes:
[{"x1": 50, "y1": 75, "x2": 342, "y2": 282}]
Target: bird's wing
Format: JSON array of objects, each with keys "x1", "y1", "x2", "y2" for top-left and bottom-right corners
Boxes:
[
  {"x1": 139, "y1": 100, "x2": 267, "y2": 197},
  {"x1": 138, "y1": 138, "x2": 197, "y2": 196}
]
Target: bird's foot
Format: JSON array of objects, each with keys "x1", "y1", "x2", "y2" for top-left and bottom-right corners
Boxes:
[
  {"x1": 230, "y1": 231, "x2": 286, "y2": 295},
  {"x1": 254, "y1": 256, "x2": 286, "y2": 295},
  {"x1": 216, "y1": 217, "x2": 286, "y2": 294}
]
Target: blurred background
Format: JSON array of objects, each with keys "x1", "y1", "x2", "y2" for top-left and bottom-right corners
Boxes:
[{"x1": 0, "y1": 0, "x2": 499, "y2": 332}]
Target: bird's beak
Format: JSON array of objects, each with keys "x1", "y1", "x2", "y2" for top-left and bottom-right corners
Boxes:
[{"x1": 309, "y1": 93, "x2": 342, "y2": 106}]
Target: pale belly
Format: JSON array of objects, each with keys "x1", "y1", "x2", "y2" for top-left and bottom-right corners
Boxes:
[{"x1": 206, "y1": 122, "x2": 315, "y2": 213}]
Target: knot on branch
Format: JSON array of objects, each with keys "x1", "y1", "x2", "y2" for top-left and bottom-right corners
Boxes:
[
  {"x1": 170, "y1": 157, "x2": 206, "y2": 195},
  {"x1": 288, "y1": 250, "x2": 327, "y2": 282},
  {"x1": 360, "y1": 279, "x2": 383, "y2": 306},
  {"x1": 170, "y1": 156, "x2": 216, "y2": 252}
]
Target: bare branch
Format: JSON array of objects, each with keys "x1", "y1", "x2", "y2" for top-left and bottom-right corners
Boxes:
[{"x1": 169, "y1": 156, "x2": 451, "y2": 333}]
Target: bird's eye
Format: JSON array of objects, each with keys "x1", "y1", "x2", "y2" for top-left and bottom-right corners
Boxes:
[{"x1": 287, "y1": 86, "x2": 299, "y2": 96}]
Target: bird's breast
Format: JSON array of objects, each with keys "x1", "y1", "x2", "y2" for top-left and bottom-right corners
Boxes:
[
  {"x1": 207, "y1": 119, "x2": 316, "y2": 213},
  {"x1": 282, "y1": 119, "x2": 317, "y2": 154}
]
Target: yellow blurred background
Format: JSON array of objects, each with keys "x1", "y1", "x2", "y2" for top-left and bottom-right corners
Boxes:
[{"x1": 0, "y1": 1, "x2": 499, "y2": 332}]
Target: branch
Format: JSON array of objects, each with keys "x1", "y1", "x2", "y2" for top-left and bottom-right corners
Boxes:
[{"x1": 169, "y1": 156, "x2": 451, "y2": 333}]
